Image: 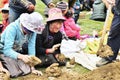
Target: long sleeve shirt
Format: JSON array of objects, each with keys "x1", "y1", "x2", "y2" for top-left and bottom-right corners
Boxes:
[
  {"x1": 36, "y1": 25, "x2": 62, "y2": 57},
  {"x1": 9, "y1": 0, "x2": 52, "y2": 13},
  {"x1": 63, "y1": 17, "x2": 80, "y2": 37},
  {"x1": 1, "y1": 18, "x2": 36, "y2": 59}
]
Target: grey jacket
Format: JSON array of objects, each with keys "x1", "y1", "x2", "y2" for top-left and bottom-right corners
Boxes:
[{"x1": 9, "y1": 0, "x2": 52, "y2": 13}]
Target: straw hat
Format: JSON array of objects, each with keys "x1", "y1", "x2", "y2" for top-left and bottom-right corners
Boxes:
[
  {"x1": 46, "y1": 8, "x2": 65, "y2": 22},
  {"x1": 20, "y1": 12, "x2": 44, "y2": 34}
]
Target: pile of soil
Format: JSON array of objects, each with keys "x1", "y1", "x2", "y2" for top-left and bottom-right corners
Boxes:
[
  {"x1": 16, "y1": 61, "x2": 120, "y2": 80},
  {"x1": 97, "y1": 45, "x2": 113, "y2": 58},
  {"x1": 79, "y1": 61, "x2": 120, "y2": 80}
]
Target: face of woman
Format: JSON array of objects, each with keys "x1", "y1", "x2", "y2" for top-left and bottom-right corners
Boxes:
[
  {"x1": 2, "y1": 12, "x2": 9, "y2": 20},
  {"x1": 49, "y1": 20, "x2": 63, "y2": 33}
]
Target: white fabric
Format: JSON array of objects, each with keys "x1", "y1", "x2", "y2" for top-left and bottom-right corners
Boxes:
[
  {"x1": 61, "y1": 39, "x2": 120, "y2": 70},
  {"x1": 61, "y1": 39, "x2": 80, "y2": 53},
  {"x1": 60, "y1": 39, "x2": 86, "y2": 54},
  {"x1": 60, "y1": 39, "x2": 101, "y2": 70}
]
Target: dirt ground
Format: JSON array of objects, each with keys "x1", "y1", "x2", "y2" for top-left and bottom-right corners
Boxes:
[
  {"x1": 14, "y1": 61, "x2": 120, "y2": 80},
  {"x1": 79, "y1": 61, "x2": 120, "y2": 80}
]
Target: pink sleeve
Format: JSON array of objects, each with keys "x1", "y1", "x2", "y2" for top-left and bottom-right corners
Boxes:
[{"x1": 68, "y1": 18, "x2": 80, "y2": 31}]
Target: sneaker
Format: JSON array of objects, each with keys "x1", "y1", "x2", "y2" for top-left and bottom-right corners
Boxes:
[{"x1": 96, "y1": 58, "x2": 111, "y2": 67}]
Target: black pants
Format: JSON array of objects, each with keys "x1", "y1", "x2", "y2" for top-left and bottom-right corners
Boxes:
[
  {"x1": 36, "y1": 54, "x2": 66, "y2": 68},
  {"x1": 36, "y1": 54, "x2": 58, "y2": 67},
  {"x1": 107, "y1": 13, "x2": 120, "y2": 61}
]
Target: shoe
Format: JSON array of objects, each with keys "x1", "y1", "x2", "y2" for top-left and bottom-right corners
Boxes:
[{"x1": 96, "y1": 58, "x2": 111, "y2": 67}]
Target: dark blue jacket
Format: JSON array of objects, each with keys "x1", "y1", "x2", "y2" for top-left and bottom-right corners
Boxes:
[
  {"x1": 9, "y1": 0, "x2": 52, "y2": 13},
  {"x1": 113, "y1": 0, "x2": 120, "y2": 15}
]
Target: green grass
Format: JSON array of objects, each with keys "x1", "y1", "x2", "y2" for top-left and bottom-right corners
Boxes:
[
  {"x1": 35, "y1": 0, "x2": 46, "y2": 16},
  {"x1": 72, "y1": 63, "x2": 90, "y2": 74},
  {"x1": 78, "y1": 14, "x2": 104, "y2": 35}
]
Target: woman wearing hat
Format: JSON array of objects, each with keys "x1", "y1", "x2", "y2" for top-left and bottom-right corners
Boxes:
[
  {"x1": 0, "y1": 12, "x2": 44, "y2": 76},
  {"x1": 36, "y1": 8, "x2": 66, "y2": 67},
  {"x1": 0, "y1": 3, "x2": 9, "y2": 33}
]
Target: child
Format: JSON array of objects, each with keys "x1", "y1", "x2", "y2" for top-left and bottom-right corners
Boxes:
[{"x1": 57, "y1": 1, "x2": 81, "y2": 40}]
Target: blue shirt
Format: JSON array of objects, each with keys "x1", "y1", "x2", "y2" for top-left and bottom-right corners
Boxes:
[{"x1": 1, "y1": 18, "x2": 36, "y2": 59}]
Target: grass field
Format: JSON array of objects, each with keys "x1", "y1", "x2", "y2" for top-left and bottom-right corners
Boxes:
[{"x1": 0, "y1": 0, "x2": 105, "y2": 79}]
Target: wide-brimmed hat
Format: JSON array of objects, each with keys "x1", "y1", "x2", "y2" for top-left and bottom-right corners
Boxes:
[
  {"x1": 20, "y1": 12, "x2": 44, "y2": 34},
  {"x1": 46, "y1": 8, "x2": 65, "y2": 22},
  {"x1": 1, "y1": 3, "x2": 9, "y2": 12},
  {"x1": 56, "y1": 1, "x2": 68, "y2": 11}
]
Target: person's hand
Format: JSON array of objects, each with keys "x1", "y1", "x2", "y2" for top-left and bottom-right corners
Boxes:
[
  {"x1": 0, "y1": 68, "x2": 10, "y2": 77},
  {"x1": 31, "y1": 67, "x2": 43, "y2": 76},
  {"x1": 47, "y1": 44, "x2": 61, "y2": 53},
  {"x1": 28, "y1": 4, "x2": 35, "y2": 12},
  {"x1": 32, "y1": 70, "x2": 43, "y2": 76},
  {"x1": 48, "y1": 2, "x2": 55, "y2": 8},
  {"x1": 18, "y1": 54, "x2": 31, "y2": 63},
  {"x1": 107, "y1": 0, "x2": 115, "y2": 6},
  {"x1": 52, "y1": 44, "x2": 61, "y2": 51}
]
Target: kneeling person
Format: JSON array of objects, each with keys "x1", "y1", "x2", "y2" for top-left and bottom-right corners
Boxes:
[{"x1": 36, "y1": 8, "x2": 66, "y2": 67}]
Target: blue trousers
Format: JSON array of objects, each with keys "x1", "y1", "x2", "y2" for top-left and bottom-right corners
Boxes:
[{"x1": 107, "y1": 13, "x2": 120, "y2": 61}]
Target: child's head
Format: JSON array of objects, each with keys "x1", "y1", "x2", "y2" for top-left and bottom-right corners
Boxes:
[
  {"x1": 47, "y1": 8, "x2": 65, "y2": 33},
  {"x1": 56, "y1": 1, "x2": 68, "y2": 15},
  {"x1": 64, "y1": 10, "x2": 73, "y2": 18}
]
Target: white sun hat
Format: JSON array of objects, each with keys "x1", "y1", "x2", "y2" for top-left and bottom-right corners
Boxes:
[
  {"x1": 20, "y1": 12, "x2": 45, "y2": 34},
  {"x1": 1, "y1": 3, "x2": 9, "y2": 12}
]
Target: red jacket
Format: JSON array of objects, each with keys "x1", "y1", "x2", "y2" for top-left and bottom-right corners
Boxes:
[{"x1": 2, "y1": 19, "x2": 9, "y2": 32}]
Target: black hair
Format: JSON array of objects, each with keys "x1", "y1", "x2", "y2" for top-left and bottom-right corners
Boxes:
[
  {"x1": 64, "y1": 10, "x2": 73, "y2": 18},
  {"x1": 47, "y1": 19, "x2": 64, "y2": 24},
  {"x1": 1, "y1": 10, "x2": 9, "y2": 13}
]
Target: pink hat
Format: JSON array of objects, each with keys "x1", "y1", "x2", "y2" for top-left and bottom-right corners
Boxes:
[{"x1": 46, "y1": 8, "x2": 65, "y2": 22}]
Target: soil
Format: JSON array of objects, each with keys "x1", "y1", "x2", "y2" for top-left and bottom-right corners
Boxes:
[
  {"x1": 15, "y1": 61, "x2": 120, "y2": 80},
  {"x1": 97, "y1": 45, "x2": 113, "y2": 58},
  {"x1": 78, "y1": 61, "x2": 120, "y2": 80}
]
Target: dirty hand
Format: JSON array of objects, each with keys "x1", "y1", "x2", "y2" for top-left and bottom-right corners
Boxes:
[
  {"x1": 0, "y1": 68, "x2": 10, "y2": 77},
  {"x1": 47, "y1": 44, "x2": 61, "y2": 53},
  {"x1": 28, "y1": 4, "x2": 35, "y2": 12},
  {"x1": 52, "y1": 44, "x2": 61, "y2": 51},
  {"x1": 32, "y1": 70, "x2": 43, "y2": 76},
  {"x1": 31, "y1": 67, "x2": 43, "y2": 76},
  {"x1": 18, "y1": 54, "x2": 31, "y2": 63},
  {"x1": 48, "y1": 2, "x2": 55, "y2": 8}
]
